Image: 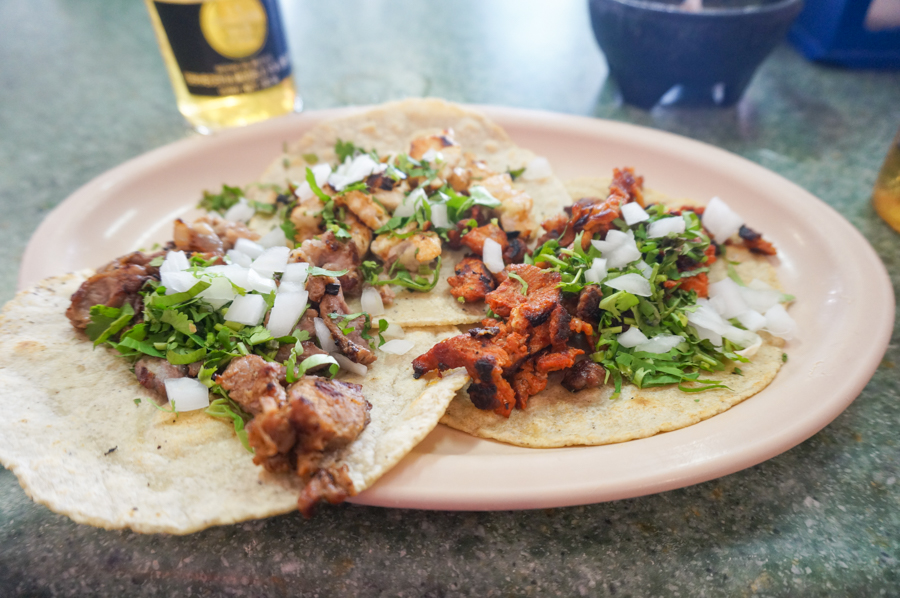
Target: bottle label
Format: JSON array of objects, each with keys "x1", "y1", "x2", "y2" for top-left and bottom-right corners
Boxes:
[{"x1": 153, "y1": 0, "x2": 291, "y2": 97}]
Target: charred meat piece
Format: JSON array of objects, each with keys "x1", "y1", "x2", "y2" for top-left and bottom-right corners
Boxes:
[
  {"x1": 216, "y1": 355, "x2": 288, "y2": 416},
  {"x1": 460, "y1": 223, "x2": 508, "y2": 255},
  {"x1": 561, "y1": 360, "x2": 606, "y2": 392},
  {"x1": 575, "y1": 284, "x2": 604, "y2": 325},
  {"x1": 448, "y1": 256, "x2": 496, "y2": 303},
  {"x1": 738, "y1": 224, "x2": 777, "y2": 256},
  {"x1": 297, "y1": 466, "x2": 356, "y2": 518},
  {"x1": 194, "y1": 214, "x2": 259, "y2": 250},
  {"x1": 66, "y1": 262, "x2": 153, "y2": 329},
  {"x1": 413, "y1": 330, "x2": 518, "y2": 416},
  {"x1": 536, "y1": 167, "x2": 643, "y2": 249},
  {"x1": 414, "y1": 264, "x2": 573, "y2": 417},
  {"x1": 246, "y1": 376, "x2": 370, "y2": 516},
  {"x1": 486, "y1": 264, "x2": 563, "y2": 330},
  {"x1": 318, "y1": 284, "x2": 377, "y2": 366},
  {"x1": 134, "y1": 357, "x2": 190, "y2": 399},
  {"x1": 173, "y1": 218, "x2": 224, "y2": 254},
  {"x1": 503, "y1": 236, "x2": 528, "y2": 264},
  {"x1": 295, "y1": 231, "x2": 363, "y2": 295},
  {"x1": 334, "y1": 189, "x2": 390, "y2": 231}
]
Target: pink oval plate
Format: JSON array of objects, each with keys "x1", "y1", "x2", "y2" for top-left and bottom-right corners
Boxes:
[{"x1": 20, "y1": 106, "x2": 894, "y2": 510}]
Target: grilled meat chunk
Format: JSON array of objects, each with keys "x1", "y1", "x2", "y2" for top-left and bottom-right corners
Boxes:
[
  {"x1": 334, "y1": 189, "x2": 390, "y2": 231},
  {"x1": 537, "y1": 167, "x2": 643, "y2": 248},
  {"x1": 134, "y1": 357, "x2": 190, "y2": 399},
  {"x1": 575, "y1": 284, "x2": 604, "y2": 325},
  {"x1": 414, "y1": 264, "x2": 576, "y2": 416},
  {"x1": 562, "y1": 360, "x2": 606, "y2": 392},
  {"x1": 318, "y1": 283, "x2": 377, "y2": 366},
  {"x1": 247, "y1": 376, "x2": 370, "y2": 516},
  {"x1": 66, "y1": 258, "x2": 154, "y2": 329},
  {"x1": 448, "y1": 256, "x2": 496, "y2": 303},
  {"x1": 738, "y1": 224, "x2": 777, "y2": 256},
  {"x1": 216, "y1": 355, "x2": 288, "y2": 416},
  {"x1": 294, "y1": 231, "x2": 363, "y2": 295},
  {"x1": 460, "y1": 223, "x2": 508, "y2": 256}
]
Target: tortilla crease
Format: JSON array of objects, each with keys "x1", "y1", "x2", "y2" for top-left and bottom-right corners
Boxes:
[
  {"x1": 439, "y1": 178, "x2": 787, "y2": 448},
  {"x1": 0, "y1": 272, "x2": 467, "y2": 534},
  {"x1": 252, "y1": 98, "x2": 570, "y2": 327}
]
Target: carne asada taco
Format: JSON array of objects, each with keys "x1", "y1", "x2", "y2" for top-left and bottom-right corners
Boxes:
[
  {"x1": 0, "y1": 269, "x2": 467, "y2": 534},
  {"x1": 417, "y1": 175, "x2": 795, "y2": 447}
]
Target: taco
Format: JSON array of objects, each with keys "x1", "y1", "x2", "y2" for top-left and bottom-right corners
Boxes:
[
  {"x1": 0, "y1": 270, "x2": 467, "y2": 533},
  {"x1": 246, "y1": 98, "x2": 571, "y2": 327},
  {"x1": 416, "y1": 175, "x2": 795, "y2": 447}
]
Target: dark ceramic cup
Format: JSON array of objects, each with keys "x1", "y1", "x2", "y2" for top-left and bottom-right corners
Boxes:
[{"x1": 588, "y1": 0, "x2": 803, "y2": 109}]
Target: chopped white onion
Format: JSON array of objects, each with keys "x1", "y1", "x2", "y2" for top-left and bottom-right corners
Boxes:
[
  {"x1": 621, "y1": 202, "x2": 650, "y2": 226},
  {"x1": 251, "y1": 246, "x2": 290, "y2": 278},
  {"x1": 160, "y1": 250, "x2": 190, "y2": 273},
  {"x1": 605, "y1": 273, "x2": 651, "y2": 296},
  {"x1": 295, "y1": 164, "x2": 333, "y2": 201},
  {"x1": 259, "y1": 226, "x2": 289, "y2": 248},
  {"x1": 583, "y1": 258, "x2": 608, "y2": 284},
  {"x1": 763, "y1": 304, "x2": 796, "y2": 340},
  {"x1": 197, "y1": 276, "x2": 236, "y2": 310},
  {"x1": 736, "y1": 309, "x2": 767, "y2": 332},
  {"x1": 328, "y1": 154, "x2": 386, "y2": 191},
  {"x1": 521, "y1": 156, "x2": 553, "y2": 181},
  {"x1": 701, "y1": 197, "x2": 743, "y2": 243},
  {"x1": 421, "y1": 149, "x2": 443, "y2": 164},
  {"x1": 332, "y1": 352, "x2": 367, "y2": 377},
  {"x1": 735, "y1": 336, "x2": 763, "y2": 358},
  {"x1": 709, "y1": 278, "x2": 749, "y2": 319},
  {"x1": 738, "y1": 279, "x2": 783, "y2": 313},
  {"x1": 216, "y1": 265, "x2": 250, "y2": 292},
  {"x1": 430, "y1": 203, "x2": 450, "y2": 229},
  {"x1": 382, "y1": 322, "x2": 405, "y2": 340},
  {"x1": 395, "y1": 187, "x2": 425, "y2": 218},
  {"x1": 592, "y1": 229, "x2": 641, "y2": 269},
  {"x1": 636, "y1": 260, "x2": 653, "y2": 279},
  {"x1": 226, "y1": 293, "x2": 267, "y2": 326},
  {"x1": 161, "y1": 271, "x2": 199, "y2": 294},
  {"x1": 314, "y1": 317, "x2": 338, "y2": 353},
  {"x1": 361, "y1": 286, "x2": 385, "y2": 316},
  {"x1": 278, "y1": 280, "x2": 306, "y2": 295},
  {"x1": 617, "y1": 327, "x2": 649, "y2": 348},
  {"x1": 379, "y1": 339, "x2": 415, "y2": 355},
  {"x1": 224, "y1": 198, "x2": 255, "y2": 223},
  {"x1": 246, "y1": 268, "x2": 277, "y2": 294},
  {"x1": 234, "y1": 238, "x2": 265, "y2": 260},
  {"x1": 226, "y1": 249, "x2": 252, "y2": 268},
  {"x1": 483, "y1": 238, "x2": 505, "y2": 273},
  {"x1": 164, "y1": 378, "x2": 210, "y2": 412},
  {"x1": 266, "y1": 291, "x2": 309, "y2": 338},
  {"x1": 687, "y1": 303, "x2": 730, "y2": 335},
  {"x1": 636, "y1": 334, "x2": 684, "y2": 354},
  {"x1": 281, "y1": 262, "x2": 309, "y2": 285},
  {"x1": 647, "y1": 216, "x2": 686, "y2": 238},
  {"x1": 723, "y1": 326, "x2": 761, "y2": 349}
]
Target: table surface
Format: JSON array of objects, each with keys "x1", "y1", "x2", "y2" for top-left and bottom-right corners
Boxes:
[{"x1": 2, "y1": 0, "x2": 900, "y2": 595}]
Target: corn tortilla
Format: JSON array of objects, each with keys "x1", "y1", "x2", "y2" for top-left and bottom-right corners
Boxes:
[{"x1": 0, "y1": 272, "x2": 468, "y2": 533}]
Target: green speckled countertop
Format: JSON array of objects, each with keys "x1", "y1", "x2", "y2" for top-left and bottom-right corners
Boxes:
[{"x1": 2, "y1": 0, "x2": 899, "y2": 595}]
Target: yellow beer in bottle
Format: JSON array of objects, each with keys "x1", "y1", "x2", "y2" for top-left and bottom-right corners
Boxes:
[
  {"x1": 873, "y1": 128, "x2": 900, "y2": 233},
  {"x1": 145, "y1": 0, "x2": 300, "y2": 133}
]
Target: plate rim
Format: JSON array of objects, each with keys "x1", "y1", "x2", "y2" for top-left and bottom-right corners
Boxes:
[{"x1": 18, "y1": 104, "x2": 895, "y2": 511}]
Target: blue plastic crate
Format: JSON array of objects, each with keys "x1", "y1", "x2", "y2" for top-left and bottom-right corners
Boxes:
[{"x1": 788, "y1": 0, "x2": 900, "y2": 68}]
